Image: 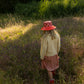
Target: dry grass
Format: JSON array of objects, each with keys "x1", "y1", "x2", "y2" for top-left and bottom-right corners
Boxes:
[{"x1": 0, "y1": 23, "x2": 36, "y2": 41}]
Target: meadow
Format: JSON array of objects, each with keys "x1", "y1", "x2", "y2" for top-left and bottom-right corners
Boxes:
[{"x1": 0, "y1": 14, "x2": 84, "y2": 84}]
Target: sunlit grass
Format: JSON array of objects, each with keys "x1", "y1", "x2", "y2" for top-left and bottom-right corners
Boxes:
[
  {"x1": 73, "y1": 17, "x2": 84, "y2": 22},
  {"x1": 0, "y1": 23, "x2": 36, "y2": 41}
]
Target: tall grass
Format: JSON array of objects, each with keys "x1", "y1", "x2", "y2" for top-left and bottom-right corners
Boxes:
[
  {"x1": 0, "y1": 69, "x2": 23, "y2": 84},
  {"x1": 0, "y1": 14, "x2": 84, "y2": 84}
]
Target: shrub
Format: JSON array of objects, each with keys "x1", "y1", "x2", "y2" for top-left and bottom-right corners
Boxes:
[
  {"x1": 15, "y1": 2, "x2": 40, "y2": 19},
  {"x1": 15, "y1": 0, "x2": 84, "y2": 19},
  {"x1": 0, "y1": 0, "x2": 41, "y2": 13},
  {"x1": 0, "y1": 0, "x2": 18, "y2": 13}
]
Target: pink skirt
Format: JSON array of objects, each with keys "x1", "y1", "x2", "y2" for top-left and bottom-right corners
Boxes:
[{"x1": 41, "y1": 55, "x2": 59, "y2": 71}]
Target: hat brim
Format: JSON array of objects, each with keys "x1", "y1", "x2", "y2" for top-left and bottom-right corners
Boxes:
[{"x1": 41, "y1": 25, "x2": 56, "y2": 31}]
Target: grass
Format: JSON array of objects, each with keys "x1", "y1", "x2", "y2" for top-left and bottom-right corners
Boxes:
[
  {"x1": 0, "y1": 14, "x2": 84, "y2": 84},
  {"x1": 0, "y1": 69, "x2": 23, "y2": 84}
]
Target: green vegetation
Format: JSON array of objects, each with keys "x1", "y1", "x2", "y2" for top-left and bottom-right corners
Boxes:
[
  {"x1": 0, "y1": 14, "x2": 84, "y2": 84},
  {"x1": 0, "y1": 69, "x2": 23, "y2": 84},
  {"x1": 0, "y1": 0, "x2": 84, "y2": 18},
  {"x1": 15, "y1": 0, "x2": 84, "y2": 19}
]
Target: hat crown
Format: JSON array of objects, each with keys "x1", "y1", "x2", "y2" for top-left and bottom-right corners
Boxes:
[
  {"x1": 41, "y1": 20, "x2": 56, "y2": 30},
  {"x1": 43, "y1": 21, "x2": 52, "y2": 27}
]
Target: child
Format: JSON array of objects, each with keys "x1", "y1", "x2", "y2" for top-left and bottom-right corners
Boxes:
[{"x1": 40, "y1": 21, "x2": 60, "y2": 84}]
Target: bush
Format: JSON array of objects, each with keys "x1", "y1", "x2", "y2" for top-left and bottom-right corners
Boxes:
[
  {"x1": 15, "y1": 0, "x2": 84, "y2": 19},
  {"x1": 0, "y1": 0, "x2": 18, "y2": 13},
  {"x1": 15, "y1": 2, "x2": 40, "y2": 19},
  {"x1": 0, "y1": 0, "x2": 41, "y2": 13}
]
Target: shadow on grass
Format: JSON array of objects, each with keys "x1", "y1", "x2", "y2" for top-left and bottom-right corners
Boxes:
[{"x1": 0, "y1": 16, "x2": 84, "y2": 84}]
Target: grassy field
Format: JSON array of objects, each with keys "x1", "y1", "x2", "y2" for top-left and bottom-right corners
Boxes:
[{"x1": 0, "y1": 14, "x2": 84, "y2": 84}]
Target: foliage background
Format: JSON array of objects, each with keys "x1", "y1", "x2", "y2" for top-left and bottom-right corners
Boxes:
[{"x1": 0, "y1": 0, "x2": 84, "y2": 18}]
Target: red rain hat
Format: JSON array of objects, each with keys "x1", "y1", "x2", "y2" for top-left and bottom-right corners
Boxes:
[{"x1": 41, "y1": 21, "x2": 56, "y2": 31}]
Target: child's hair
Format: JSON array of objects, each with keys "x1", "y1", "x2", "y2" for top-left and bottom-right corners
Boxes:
[{"x1": 42, "y1": 29, "x2": 59, "y2": 40}]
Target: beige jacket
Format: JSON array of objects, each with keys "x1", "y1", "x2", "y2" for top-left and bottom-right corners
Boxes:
[{"x1": 40, "y1": 33, "x2": 60, "y2": 60}]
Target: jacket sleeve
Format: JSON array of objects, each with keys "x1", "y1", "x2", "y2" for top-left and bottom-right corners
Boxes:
[
  {"x1": 40, "y1": 38, "x2": 48, "y2": 60},
  {"x1": 57, "y1": 34, "x2": 61, "y2": 54}
]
